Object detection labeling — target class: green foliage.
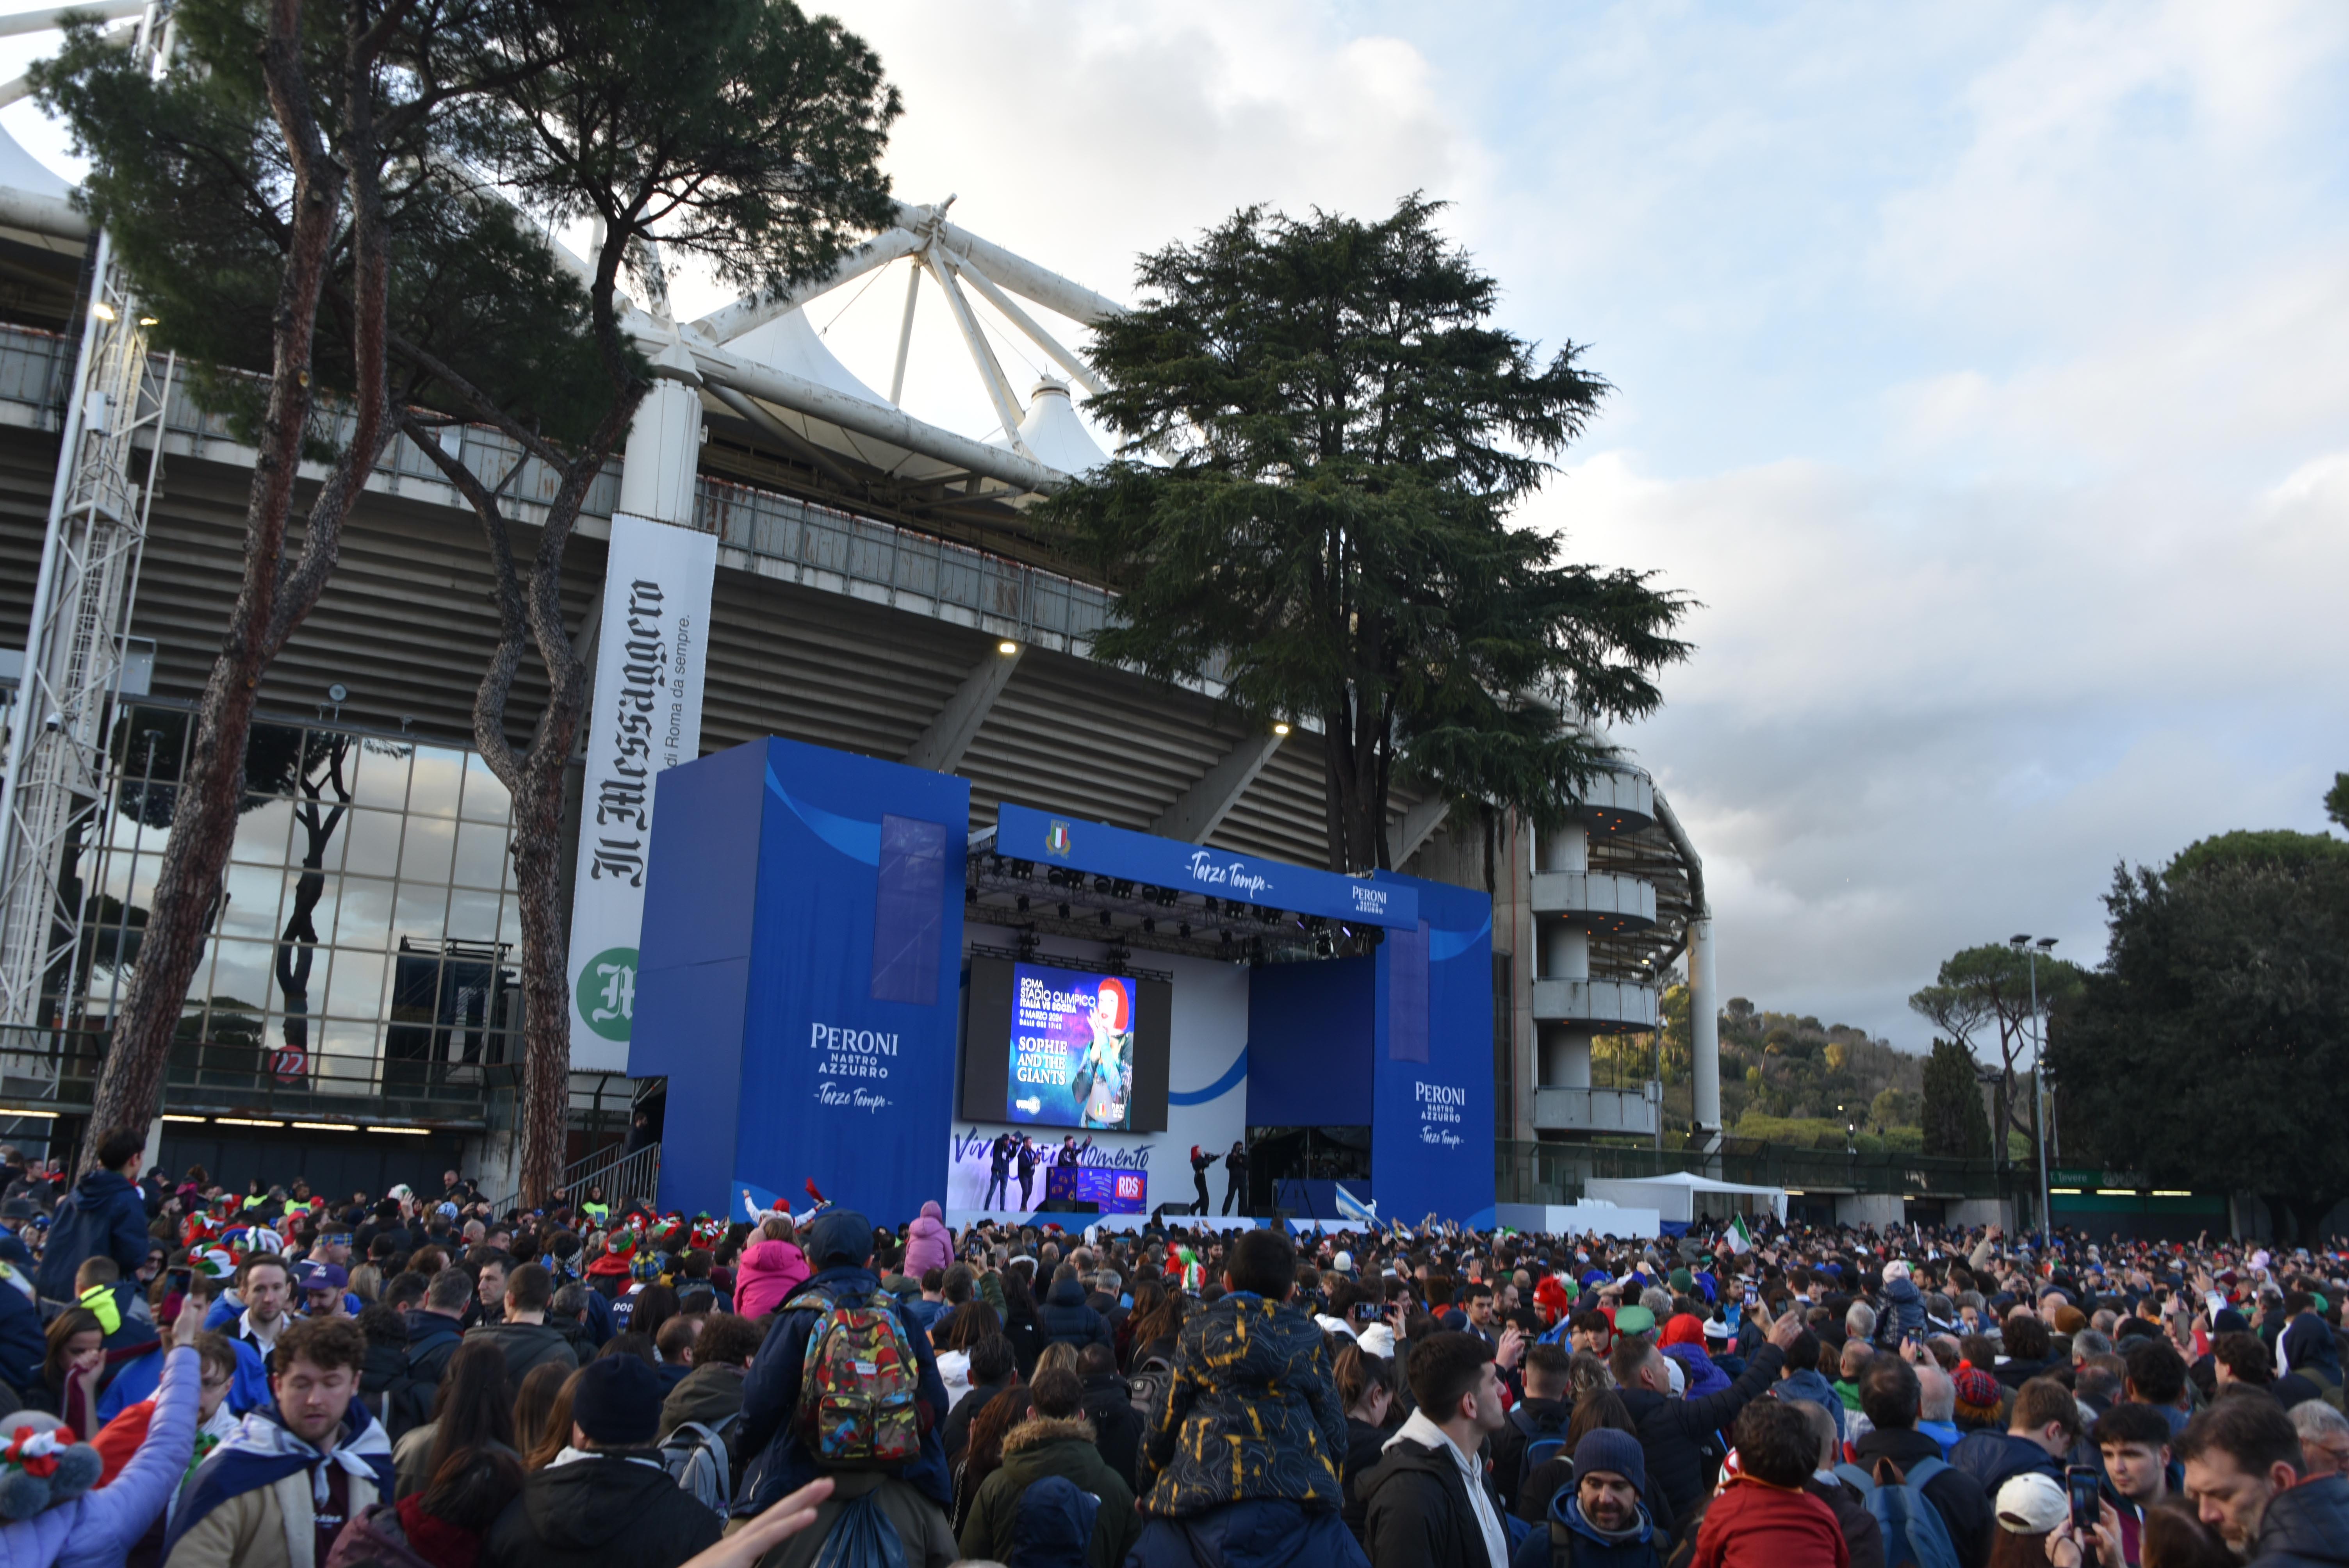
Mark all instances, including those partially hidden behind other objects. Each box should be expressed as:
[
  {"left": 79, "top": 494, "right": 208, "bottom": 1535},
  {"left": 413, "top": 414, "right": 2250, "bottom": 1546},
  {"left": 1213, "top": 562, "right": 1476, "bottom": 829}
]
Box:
[
  {"left": 1042, "top": 197, "right": 1690, "bottom": 870},
  {"left": 1920, "top": 1037, "right": 1992, "bottom": 1157},
  {"left": 2329, "top": 774, "right": 2349, "bottom": 831},
  {"left": 36, "top": 0, "right": 615, "bottom": 447},
  {"left": 2048, "top": 854, "right": 2349, "bottom": 1242},
  {"left": 1909, "top": 942, "right": 2084, "bottom": 1146},
  {"left": 1713, "top": 1002, "right": 1921, "bottom": 1130},
  {"left": 2166, "top": 829, "right": 2349, "bottom": 883}
]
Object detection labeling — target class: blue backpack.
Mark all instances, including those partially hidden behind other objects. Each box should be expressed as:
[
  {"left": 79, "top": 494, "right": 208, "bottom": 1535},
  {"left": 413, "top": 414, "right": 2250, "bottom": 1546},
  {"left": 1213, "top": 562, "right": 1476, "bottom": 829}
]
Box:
[
  {"left": 1508, "top": 1404, "right": 1573, "bottom": 1505},
  {"left": 1836, "top": 1456, "right": 1961, "bottom": 1568}
]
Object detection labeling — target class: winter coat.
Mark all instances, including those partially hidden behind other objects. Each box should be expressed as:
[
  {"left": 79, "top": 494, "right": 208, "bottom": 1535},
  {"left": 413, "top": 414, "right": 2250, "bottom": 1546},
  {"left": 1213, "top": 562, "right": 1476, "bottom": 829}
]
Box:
[
  {"left": 1125, "top": 1498, "right": 1370, "bottom": 1568},
  {"left": 2280, "top": 1312, "right": 2344, "bottom": 1384},
  {"left": 656, "top": 1361, "right": 745, "bottom": 1442},
  {"left": 0, "top": 1273, "right": 45, "bottom": 1402},
  {"left": 1805, "top": 1476, "right": 1886, "bottom": 1568},
  {"left": 478, "top": 1452, "right": 722, "bottom": 1568},
  {"left": 1775, "top": 1367, "right": 1845, "bottom": 1441},
  {"left": 2250, "top": 1472, "right": 2349, "bottom": 1567},
  {"left": 1007, "top": 1475, "right": 1097, "bottom": 1568},
  {"left": 1356, "top": 1431, "right": 1504, "bottom": 1568},
  {"left": 1659, "top": 1343, "right": 1731, "bottom": 1402},
  {"left": 1037, "top": 1278, "right": 1112, "bottom": 1354},
  {"left": 1850, "top": 1426, "right": 1994, "bottom": 1568},
  {"left": 1491, "top": 1395, "right": 1573, "bottom": 1518},
  {"left": 1342, "top": 1417, "right": 1391, "bottom": 1542},
  {"left": 1616, "top": 1341, "right": 1786, "bottom": 1526},
  {"left": 163, "top": 1407, "right": 394, "bottom": 1568},
  {"left": 903, "top": 1202, "right": 954, "bottom": 1279},
  {"left": 736, "top": 1264, "right": 955, "bottom": 1513},
  {"left": 1878, "top": 1278, "right": 1928, "bottom": 1346},
  {"left": 1690, "top": 1477, "right": 1848, "bottom": 1568},
  {"left": 0, "top": 1344, "right": 196, "bottom": 1568},
  {"left": 1078, "top": 1371, "right": 1144, "bottom": 1491},
  {"left": 943, "top": 1378, "right": 1013, "bottom": 1463},
  {"left": 1138, "top": 1293, "right": 1348, "bottom": 1517},
  {"left": 1508, "top": 1490, "right": 1667, "bottom": 1568},
  {"left": 459, "top": 1322, "right": 576, "bottom": 1388},
  {"left": 959, "top": 1413, "right": 1142, "bottom": 1568},
  {"left": 34, "top": 1168, "right": 150, "bottom": 1303},
  {"left": 1947, "top": 1429, "right": 2062, "bottom": 1498},
  {"left": 757, "top": 1471, "right": 959, "bottom": 1568},
  {"left": 385, "top": 1315, "right": 463, "bottom": 1444},
  {"left": 731, "top": 1240, "right": 809, "bottom": 1320}
]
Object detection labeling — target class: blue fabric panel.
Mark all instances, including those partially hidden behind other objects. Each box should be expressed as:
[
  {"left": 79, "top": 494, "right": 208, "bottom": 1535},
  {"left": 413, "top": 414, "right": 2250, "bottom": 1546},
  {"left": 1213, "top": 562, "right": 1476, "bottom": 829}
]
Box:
[
  {"left": 1385, "top": 921, "right": 1429, "bottom": 1063},
  {"left": 871, "top": 814, "right": 948, "bottom": 1003},
  {"left": 1246, "top": 957, "right": 1374, "bottom": 1127}
]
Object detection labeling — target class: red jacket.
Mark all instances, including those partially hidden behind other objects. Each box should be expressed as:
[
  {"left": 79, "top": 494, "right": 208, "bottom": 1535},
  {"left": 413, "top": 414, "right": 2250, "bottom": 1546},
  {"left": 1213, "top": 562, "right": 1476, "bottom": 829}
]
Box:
[{"left": 1693, "top": 1477, "right": 1850, "bottom": 1568}]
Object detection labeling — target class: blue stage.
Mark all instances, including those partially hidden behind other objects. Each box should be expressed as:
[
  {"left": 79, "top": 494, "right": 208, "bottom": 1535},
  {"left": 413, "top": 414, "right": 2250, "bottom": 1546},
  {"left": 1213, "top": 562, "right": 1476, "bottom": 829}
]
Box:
[{"left": 629, "top": 736, "right": 1495, "bottom": 1228}]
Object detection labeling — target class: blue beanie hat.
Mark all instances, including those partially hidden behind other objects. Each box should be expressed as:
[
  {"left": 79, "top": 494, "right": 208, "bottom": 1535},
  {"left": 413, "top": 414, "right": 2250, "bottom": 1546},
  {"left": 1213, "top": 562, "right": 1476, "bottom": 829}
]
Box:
[
  {"left": 1572, "top": 1429, "right": 1647, "bottom": 1497},
  {"left": 806, "top": 1208, "right": 872, "bottom": 1269}
]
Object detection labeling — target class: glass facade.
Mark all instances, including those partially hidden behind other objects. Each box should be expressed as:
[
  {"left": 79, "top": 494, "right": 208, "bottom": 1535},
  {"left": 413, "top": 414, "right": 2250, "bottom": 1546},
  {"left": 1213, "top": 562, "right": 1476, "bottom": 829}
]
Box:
[{"left": 73, "top": 704, "right": 523, "bottom": 1111}]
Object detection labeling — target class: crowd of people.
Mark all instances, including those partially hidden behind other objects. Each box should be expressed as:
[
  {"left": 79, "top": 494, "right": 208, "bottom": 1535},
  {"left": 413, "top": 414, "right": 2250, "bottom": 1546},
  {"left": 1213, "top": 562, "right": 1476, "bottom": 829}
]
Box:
[{"left": 0, "top": 1131, "right": 2344, "bottom": 1568}]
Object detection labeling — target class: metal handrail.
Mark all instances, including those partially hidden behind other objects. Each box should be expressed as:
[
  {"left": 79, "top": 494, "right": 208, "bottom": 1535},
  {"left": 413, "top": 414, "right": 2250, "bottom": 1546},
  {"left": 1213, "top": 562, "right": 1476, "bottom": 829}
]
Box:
[{"left": 490, "top": 1139, "right": 660, "bottom": 1218}]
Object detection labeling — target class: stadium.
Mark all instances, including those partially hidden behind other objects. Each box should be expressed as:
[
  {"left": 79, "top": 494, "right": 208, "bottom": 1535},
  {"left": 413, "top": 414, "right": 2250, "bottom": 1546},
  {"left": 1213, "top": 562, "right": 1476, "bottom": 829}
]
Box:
[{"left": 0, "top": 15, "right": 1720, "bottom": 1214}]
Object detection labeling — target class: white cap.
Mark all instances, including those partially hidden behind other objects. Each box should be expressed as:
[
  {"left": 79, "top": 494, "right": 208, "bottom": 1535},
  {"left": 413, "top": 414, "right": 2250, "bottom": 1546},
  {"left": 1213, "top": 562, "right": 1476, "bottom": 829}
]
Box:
[
  {"left": 1332, "top": 1251, "right": 1356, "bottom": 1275},
  {"left": 1664, "top": 1356, "right": 1686, "bottom": 1395},
  {"left": 1358, "top": 1324, "right": 1397, "bottom": 1358},
  {"left": 1995, "top": 1473, "right": 2066, "bottom": 1533}
]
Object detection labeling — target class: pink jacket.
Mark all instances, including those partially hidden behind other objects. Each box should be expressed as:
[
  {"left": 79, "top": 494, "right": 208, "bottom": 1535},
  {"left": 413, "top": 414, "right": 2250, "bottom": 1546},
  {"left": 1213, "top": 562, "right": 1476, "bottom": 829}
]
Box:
[
  {"left": 734, "top": 1238, "right": 811, "bottom": 1319},
  {"left": 903, "top": 1201, "right": 954, "bottom": 1279}
]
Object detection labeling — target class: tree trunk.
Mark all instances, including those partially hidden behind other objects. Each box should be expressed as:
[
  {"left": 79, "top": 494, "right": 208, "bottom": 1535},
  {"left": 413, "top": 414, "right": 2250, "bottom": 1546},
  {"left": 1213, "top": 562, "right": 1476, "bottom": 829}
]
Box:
[
  {"left": 510, "top": 743, "right": 576, "bottom": 1206},
  {"left": 84, "top": 0, "right": 391, "bottom": 1164}
]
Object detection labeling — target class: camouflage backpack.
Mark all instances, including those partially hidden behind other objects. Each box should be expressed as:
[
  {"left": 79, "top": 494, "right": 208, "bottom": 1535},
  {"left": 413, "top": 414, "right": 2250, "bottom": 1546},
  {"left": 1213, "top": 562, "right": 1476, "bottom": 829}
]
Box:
[{"left": 789, "top": 1284, "right": 922, "bottom": 1468}]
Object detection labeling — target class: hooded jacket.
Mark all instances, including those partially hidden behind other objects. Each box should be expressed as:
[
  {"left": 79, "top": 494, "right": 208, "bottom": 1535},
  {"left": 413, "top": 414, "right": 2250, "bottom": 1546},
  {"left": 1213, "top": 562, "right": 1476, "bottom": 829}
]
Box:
[
  {"left": 1037, "top": 1276, "right": 1112, "bottom": 1353},
  {"left": 1617, "top": 1341, "right": 1787, "bottom": 1525},
  {"left": 479, "top": 1450, "right": 723, "bottom": 1568},
  {"left": 1138, "top": 1292, "right": 1348, "bottom": 1518},
  {"left": 2251, "top": 1472, "right": 2349, "bottom": 1568},
  {"left": 903, "top": 1202, "right": 954, "bottom": 1280},
  {"left": 731, "top": 1239, "right": 810, "bottom": 1320},
  {"left": 1690, "top": 1477, "right": 1848, "bottom": 1568},
  {"left": 0, "top": 1344, "right": 196, "bottom": 1568},
  {"left": 1079, "top": 1370, "right": 1145, "bottom": 1490},
  {"left": 35, "top": 1168, "right": 150, "bottom": 1303},
  {"left": 385, "top": 1313, "right": 463, "bottom": 1443},
  {"left": 1355, "top": 1424, "right": 1504, "bottom": 1568},
  {"left": 960, "top": 1413, "right": 1142, "bottom": 1568},
  {"left": 1775, "top": 1367, "right": 1845, "bottom": 1441},
  {"left": 1878, "top": 1278, "right": 1928, "bottom": 1345}
]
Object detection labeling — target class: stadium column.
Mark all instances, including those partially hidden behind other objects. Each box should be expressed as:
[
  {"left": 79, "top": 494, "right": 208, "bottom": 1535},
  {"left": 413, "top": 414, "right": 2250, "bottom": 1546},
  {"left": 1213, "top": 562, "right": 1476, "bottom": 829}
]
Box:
[
  {"left": 618, "top": 338, "right": 705, "bottom": 526},
  {"left": 1535, "top": 821, "right": 1592, "bottom": 1089}
]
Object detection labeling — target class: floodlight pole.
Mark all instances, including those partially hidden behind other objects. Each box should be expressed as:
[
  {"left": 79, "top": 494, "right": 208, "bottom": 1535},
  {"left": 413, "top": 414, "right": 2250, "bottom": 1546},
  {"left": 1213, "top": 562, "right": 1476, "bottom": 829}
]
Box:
[{"left": 2012, "top": 934, "right": 2055, "bottom": 1240}]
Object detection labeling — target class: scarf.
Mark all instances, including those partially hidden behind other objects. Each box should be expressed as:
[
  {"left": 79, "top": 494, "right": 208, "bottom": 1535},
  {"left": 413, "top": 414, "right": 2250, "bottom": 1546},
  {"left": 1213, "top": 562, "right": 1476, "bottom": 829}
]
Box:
[{"left": 163, "top": 1401, "right": 396, "bottom": 1564}]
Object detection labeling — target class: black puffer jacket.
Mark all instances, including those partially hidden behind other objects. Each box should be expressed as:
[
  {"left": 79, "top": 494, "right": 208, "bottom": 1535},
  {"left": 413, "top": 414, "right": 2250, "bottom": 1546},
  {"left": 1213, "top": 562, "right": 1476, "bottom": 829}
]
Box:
[
  {"left": 1615, "top": 1340, "right": 1784, "bottom": 1525},
  {"left": 1037, "top": 1276, "right": 1112, "bottom": 1352},
  {"left": 2253, "top": 1472, "right": 2349, "bottom": 1567},
  {"left": 1355, "top": 1433, "right": 1502, "bottom": 1568},
  {"left": 1079, "top": 1369, "right": 1145, "bottom": 1489},
  {"left": 1138, "top": 1293, "right": 1348, "bottom": 1517},
  {"left": 481, "top": 1449, "right": 724, "bottom": 1568}
]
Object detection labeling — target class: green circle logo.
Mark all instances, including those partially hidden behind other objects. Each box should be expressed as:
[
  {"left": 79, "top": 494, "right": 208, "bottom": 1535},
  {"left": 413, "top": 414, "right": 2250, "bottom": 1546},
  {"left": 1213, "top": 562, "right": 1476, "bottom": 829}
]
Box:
[{"left": 577, "top": 946, "right": 638, "bottom": 1041}]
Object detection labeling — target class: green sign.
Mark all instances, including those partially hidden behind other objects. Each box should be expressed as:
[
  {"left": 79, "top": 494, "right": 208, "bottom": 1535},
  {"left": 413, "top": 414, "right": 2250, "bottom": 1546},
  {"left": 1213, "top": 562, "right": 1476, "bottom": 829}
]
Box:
[{"left": 576, "top": 946, "right": 638, "bottom": 1042}]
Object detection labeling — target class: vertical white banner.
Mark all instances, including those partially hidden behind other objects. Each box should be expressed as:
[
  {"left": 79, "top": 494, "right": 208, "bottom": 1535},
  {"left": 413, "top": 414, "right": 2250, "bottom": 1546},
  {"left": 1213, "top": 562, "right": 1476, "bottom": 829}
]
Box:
[{"left": 567, "top": 511, "right": 718, "bottom": 1071}]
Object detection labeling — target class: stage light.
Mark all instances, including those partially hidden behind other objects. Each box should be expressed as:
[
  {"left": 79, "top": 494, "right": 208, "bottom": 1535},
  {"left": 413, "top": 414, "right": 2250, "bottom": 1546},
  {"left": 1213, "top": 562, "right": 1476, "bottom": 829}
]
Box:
[
  {"left": 1142, "top": 917, "right": 1156, "bottom": 932},
  {"left": 1097, "top": 910, "right": 1112, "bottom": 928},
  {"left": 1016, "top": 894, "right": 1030, "bottom": 912},
  {"left": 998, "top": 639, "right": 1019, "bottom": 655},
  {"left": 1178, "top": 923, "right": 1191, "bottom": 939},
  {"left": 1057, "top": 902, "right": 1070, "bottom": 919}
]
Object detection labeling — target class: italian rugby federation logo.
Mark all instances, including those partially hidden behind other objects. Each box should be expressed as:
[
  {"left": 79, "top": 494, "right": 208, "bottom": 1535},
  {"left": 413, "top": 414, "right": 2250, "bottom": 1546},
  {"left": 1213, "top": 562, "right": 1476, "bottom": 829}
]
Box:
[{"left": 1045, "top": 820, "right": 1073, "bottom": 858}]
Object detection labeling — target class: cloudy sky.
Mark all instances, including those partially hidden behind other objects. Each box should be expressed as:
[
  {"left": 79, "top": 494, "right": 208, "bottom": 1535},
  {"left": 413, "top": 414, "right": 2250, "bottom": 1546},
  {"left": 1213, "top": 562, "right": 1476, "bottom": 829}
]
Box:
[{"left": 7, "top": 2, "right": 2345, "bottom": 1047}]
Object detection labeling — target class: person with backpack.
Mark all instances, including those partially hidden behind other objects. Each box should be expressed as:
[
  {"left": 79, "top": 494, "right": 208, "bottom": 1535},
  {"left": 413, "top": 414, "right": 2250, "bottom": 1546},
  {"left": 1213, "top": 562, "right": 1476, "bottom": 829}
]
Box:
[
  {"left": 734, "top": 1208, "right": 955, "bottom": 1520},
  {"left": 1793, "top": 1400, "right": 1885, "bottom": 1568},
  {"left": 33, "top": 1130, "right": 151, "bottom": 1309},
  {"left": 959, "top": 1365, "right": 1141, "bottom": 1568},
  {"left": 1507, "top": 1428, "right": 1670, "bottom": 1568},
  {"left": 388, "top": 1270, "right": 471, "bottom": 1443},
  {"left": 1610, "top": 1305, "right": 1801, "bottom": 1529},
  {"left": 1494, "top": 1343, "right": 1576, "bottom": 1518},
  {"left": 1848, "top": 1355, "right": 1991, "bottom": 1568},
  {"left": 1074, "top": 1341, "right": 1143, "bottom": 1490}
]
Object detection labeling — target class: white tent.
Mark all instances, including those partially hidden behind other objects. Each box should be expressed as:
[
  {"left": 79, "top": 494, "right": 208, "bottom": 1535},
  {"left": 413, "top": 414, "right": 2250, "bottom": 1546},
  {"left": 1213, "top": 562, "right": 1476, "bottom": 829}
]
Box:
[{"left": 1584, "top": 1171, "right": 1788, "bottom": 1225}]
